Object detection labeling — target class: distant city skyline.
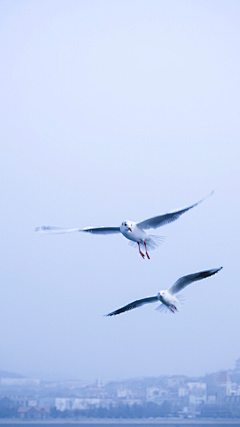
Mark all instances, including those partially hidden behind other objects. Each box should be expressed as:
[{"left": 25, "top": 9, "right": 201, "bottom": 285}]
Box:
[{"left": 1, "top": 356, "right": 240, "bottom": 420}]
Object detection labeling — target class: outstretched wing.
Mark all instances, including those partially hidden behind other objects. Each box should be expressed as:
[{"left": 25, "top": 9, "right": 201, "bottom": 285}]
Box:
[
  {"left": 35, "top": 226, "right": 120, "bottom": 235},
  {"left": 35, "top": 226, "right": 82, "bottom": 234},
  {"left": 81, "top": 226, "right": 120, "bottom": 235},
  {"left": 168, "top": 267, "right": 223, "bottom": 295},
  {"left": 105, "top": 296, "right": 158, "bottom": 316},
  {"left": 137, "top": 191, "right": 214, "bottom": 230}
]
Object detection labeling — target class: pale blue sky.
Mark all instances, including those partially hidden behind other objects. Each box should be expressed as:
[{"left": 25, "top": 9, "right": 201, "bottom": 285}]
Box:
[{"left": 0, "top": 0, "right": 240, "bottom": 381}]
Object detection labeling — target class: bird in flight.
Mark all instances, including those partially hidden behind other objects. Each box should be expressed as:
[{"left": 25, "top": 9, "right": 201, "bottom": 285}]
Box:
[
  {"left": 105, "top": 267, "right": 222, "bottom": 316},
  {"left": 35, "top": 191, "right": 213, "bottom": 259}
]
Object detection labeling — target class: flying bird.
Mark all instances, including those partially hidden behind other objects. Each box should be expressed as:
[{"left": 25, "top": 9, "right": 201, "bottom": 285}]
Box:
[
  {"left": 105, "top": 267, "right": 223, "bottom": 316},
  {"left": 35, "top": 191, "right": 213, "bottom": 259}
]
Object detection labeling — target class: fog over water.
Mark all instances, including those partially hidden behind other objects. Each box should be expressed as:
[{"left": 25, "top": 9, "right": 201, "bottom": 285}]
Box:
[{"left": 0, "top": 1, "right": 240, "bottom": 382}]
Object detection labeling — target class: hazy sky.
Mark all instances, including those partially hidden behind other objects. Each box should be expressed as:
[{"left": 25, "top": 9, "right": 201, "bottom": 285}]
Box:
[{"left": 0, "top": 0, "right": 240, "bottom": 382}]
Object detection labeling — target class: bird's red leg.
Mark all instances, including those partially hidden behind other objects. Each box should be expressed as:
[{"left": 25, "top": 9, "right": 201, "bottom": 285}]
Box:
[
  {"left": 144, "top": 242, "right": 150, "bottom": 259},
  {"left": 138, "top": 243, "right": 145, "bottom": 259},
  {"left": 170, "top": 307, "right": 175, "bottom": 314}
]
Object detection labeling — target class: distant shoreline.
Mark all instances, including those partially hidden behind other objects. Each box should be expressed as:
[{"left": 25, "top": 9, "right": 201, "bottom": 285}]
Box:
[{"left": 1, "top": 418, "right": 240, "bottom": 425}]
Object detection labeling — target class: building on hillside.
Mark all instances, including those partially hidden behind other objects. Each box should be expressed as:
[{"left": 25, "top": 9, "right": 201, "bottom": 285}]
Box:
[
  {"left": 117, "top": 388, "right": 133, "bottom": 399},
  {"left": 71, "top": 398, "right": 101, "bottom": 410},
  {"left": 146, "top": 387, "right": 169, "bottom": 405},
  {"left": 217, "top": 371, "right": 231, "bottom": 404},
  {"left": 167, "top": 376, "right": 188, "bottom": 389},
  {"left": 55, "top": 398, "right": 72, "bottom": 411},
  {"left": 207, "top": 395, "right": 216, "bottom": 404},
  {"left": 18, "top": 407, "right": 50, "bottom": 419},
  {"left": 178, "top": 382, "right": 207, "bottom": 407},
  {"left": 55, "top": 397, "right": 106, "bottom": 411},
  {"left": 72, "top": 397, "right": 112, "bottom": 410}
]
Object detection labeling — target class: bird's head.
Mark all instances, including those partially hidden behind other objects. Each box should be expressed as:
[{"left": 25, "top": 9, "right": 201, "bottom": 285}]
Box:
[
  {"left": 158, "top": 291, "right": 165, "bottom": 302},
  {"left": 120, "top": 220, "right": 132, "bottom": 233}
]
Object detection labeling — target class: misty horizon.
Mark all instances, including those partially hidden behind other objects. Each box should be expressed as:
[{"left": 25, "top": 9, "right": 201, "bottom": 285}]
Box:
[{"left": 1, "top": 356, "right": 239, "bottom": 384}]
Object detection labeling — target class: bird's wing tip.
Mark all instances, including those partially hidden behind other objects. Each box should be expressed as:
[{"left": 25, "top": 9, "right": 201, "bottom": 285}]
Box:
[
  {"left": 198, "top": 190, "right": 215, "bottom": 204},
  {"left": 206, "top": 189, "right": 215, "bottom": 199},
  {"left": 211, "top": 266, "right": 223, "bottom": 275},
  {"left": 35, "top": 226, "right": 44, "bottom": 232}
]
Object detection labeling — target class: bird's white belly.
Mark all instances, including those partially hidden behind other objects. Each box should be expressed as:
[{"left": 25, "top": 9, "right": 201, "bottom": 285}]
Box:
[
  {"left": 121, "top": 227, "right": 148, "bottom": 243},
  {"left": 162, "top": 293, "right": 177, "bottom": 307}
]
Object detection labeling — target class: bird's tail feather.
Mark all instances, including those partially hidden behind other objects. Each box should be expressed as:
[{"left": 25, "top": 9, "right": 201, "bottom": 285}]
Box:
[
  {"left": 149, "top": 235, "right": 165, "bottom": 250},
  {"left": 128, "top": 241, "right": 138, "bottom": 249},
  {"left": 128, "top": 235, "right": 165, "bottom": 251},
  {"left": 177, "top": 292, "right": 186, "bottom": 308},
  {"left": 155, "top": 304, "right": 171, "bottom": 314}
]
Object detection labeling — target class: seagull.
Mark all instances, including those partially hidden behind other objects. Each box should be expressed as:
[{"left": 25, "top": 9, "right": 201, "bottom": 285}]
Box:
[
  {"left": 105, "top": 267, "right": 223, "bottom": 316},
  {"left": 35, "top": 191, "right": 213, "bottom": 259}
]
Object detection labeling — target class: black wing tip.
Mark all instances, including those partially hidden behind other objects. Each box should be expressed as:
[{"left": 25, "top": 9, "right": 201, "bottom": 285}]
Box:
[
  {"left": 104, "top": 309, "right": 121, "bottom": 316},
  {"left": 35, "top": 225, "right": 51, "bottom": 231},
  {"left": 35, "top": 226, "right": 46, "bottom": 232},
  {"left": 203, "top": 189, "right": 215, "bottom": 199},
  {"left": 105, "top": 311, "right": 118, "bottom": 317},
  {"left": 199, "top": 267, "right": 223, "bottom": 279},
  {"left": 194, "top": 190, "right": 215, "bottom": 207},
  {"left": 210, "top": 266, "right": 223, "bottom": 274}
]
